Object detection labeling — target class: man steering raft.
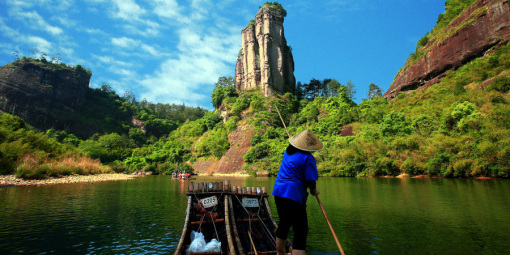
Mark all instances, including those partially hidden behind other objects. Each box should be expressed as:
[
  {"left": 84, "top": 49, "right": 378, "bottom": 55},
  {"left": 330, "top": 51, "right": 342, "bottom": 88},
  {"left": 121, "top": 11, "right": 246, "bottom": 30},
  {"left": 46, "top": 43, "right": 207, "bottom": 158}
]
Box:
[{"left": 273, "top": 129, "right": 324, "bottom": 255}]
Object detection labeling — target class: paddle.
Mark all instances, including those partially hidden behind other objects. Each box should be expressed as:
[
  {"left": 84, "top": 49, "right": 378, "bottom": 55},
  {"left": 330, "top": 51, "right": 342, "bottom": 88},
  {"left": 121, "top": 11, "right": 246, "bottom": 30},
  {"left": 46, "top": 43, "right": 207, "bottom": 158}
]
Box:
[{"left": 274, "top": 104, "right": 346, "bottom": 255}]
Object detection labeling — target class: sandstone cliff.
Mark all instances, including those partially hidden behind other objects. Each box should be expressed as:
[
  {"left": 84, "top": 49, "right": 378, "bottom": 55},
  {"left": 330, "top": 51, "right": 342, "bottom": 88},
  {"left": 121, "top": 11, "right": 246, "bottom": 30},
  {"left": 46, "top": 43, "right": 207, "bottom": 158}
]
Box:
[
  {"left": 0, "top": 60, "right": 90, "bottom": 133},
  {"left": 384, "top": 0, "right": 510, "bottom": 99},
  {"left": 234, "top": 4, "right": 296, "bottom": 97}
]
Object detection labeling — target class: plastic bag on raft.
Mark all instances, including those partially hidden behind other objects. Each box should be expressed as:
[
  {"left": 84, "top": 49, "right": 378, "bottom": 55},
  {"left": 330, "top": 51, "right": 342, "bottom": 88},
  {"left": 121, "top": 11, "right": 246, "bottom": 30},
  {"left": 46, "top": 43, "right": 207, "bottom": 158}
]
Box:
[
  {"left": 186, "top": 231, "right": 222, "bottom": 253},
  {"left": 186, "top": 231, "right": 206, "bottom": 253},
  {"left": 201, "top": 238, "right": 221, "bottom": 252}
]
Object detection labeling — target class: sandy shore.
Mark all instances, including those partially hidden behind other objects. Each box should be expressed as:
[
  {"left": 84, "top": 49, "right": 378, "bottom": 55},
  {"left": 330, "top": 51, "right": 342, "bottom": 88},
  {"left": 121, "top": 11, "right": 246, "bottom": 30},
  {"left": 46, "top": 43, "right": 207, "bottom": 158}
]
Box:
[{"left": 0, "top": 174, "right": 141, "bottom": 187}]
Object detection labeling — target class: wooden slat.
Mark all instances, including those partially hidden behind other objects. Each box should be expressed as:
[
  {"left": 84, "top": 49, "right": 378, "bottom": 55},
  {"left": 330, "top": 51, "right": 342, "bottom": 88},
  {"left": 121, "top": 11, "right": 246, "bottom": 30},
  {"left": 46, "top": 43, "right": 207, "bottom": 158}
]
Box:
[
  {"left": 174, "top": 196, "right": 192, "bottom": 255},
  {"left": 229, "top": 196, "right": 245, "bottom": 254},
  {"left": 235, "top": 218, "right": 268, "bottom": 222},
  {"left": 224, "top": 195, "right": 237, "bottom": 255},
  {"left": 189, "top": 219, "right": 225, "bottom": 225}
]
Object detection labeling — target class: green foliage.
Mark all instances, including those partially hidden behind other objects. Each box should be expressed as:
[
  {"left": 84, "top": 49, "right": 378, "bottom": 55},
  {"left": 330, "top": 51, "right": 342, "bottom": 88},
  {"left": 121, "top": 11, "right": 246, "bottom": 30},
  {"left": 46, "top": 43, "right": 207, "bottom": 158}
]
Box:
[
  {"left": 231, "top": 94, "right": 252, "bottom": 115},
  {"left": 243, "top": 143, "right": 270, "bottom": 163},
  {"left": 203, "top": 111, "right": 223, "bottom": 130},
  {"left": 487, "top": 76, "right": 510, "bottom": 93},
  {"left": 412, "top": 115, "right": 435, "bottom": 137},
  {"left": 367, "top": 83, "right": 383, "bottom": 99},
  {"left": 380, "top": 111, "right": 412, "bottom": 137},
  {"left": 0, "top": 113, "right": 106, "bottom": 178},
  {"left": 80, "top": 133, "right": 135, "bottom": 163},
  {"left": 262, "top": 2, "right": 287, "bottom": 17},
  {"left": 211, "top": 76, "right": 236, "bottom": 109},
  {"left": 359, "top": 97, "right": 388, "bottom": 124},
  {"left": 225, "top": 116, "right": 240, "bottom": 132},
  {"left": 442, "top": 101, "right": 482, "bottom": 132},
  {"left": 195, "top": 128, "right": 230, "bottom": 158}
]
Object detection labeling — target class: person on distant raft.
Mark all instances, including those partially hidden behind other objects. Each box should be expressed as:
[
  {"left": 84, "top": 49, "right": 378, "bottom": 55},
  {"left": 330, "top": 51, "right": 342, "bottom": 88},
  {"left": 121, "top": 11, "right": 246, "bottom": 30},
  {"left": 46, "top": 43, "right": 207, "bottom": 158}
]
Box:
[{"left": 273, "top": 129, "right": 323, "bottom": 255}]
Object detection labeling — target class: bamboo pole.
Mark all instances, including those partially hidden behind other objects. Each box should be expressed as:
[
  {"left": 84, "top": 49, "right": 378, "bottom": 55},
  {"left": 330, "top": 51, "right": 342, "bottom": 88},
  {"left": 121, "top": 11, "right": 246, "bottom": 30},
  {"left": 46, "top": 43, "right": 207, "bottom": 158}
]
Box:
[
  {"left": 316, "top": 195, "right": 345, "bottom": 255},
  {"left": 248, "top": 231, "right": 258, "bottom": 255},
  {"left": 274, "top": 104, "right": 290, "bottom": 138}
]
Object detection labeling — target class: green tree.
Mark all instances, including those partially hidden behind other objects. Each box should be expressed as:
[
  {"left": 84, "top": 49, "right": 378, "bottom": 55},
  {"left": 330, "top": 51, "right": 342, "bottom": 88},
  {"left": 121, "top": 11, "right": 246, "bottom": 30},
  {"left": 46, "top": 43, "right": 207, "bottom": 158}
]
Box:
[
  {"left": 211, "top": 76, "right": 236, "bottom": 109},
  {"left": 325, "top": 79, "right": 341, "bottom": 97},
  {"left": 380, "top": 111, "right": 412, "bottom": 137},
  {"left": 367, "top": 83, "right": 383, "bottom": 99}
]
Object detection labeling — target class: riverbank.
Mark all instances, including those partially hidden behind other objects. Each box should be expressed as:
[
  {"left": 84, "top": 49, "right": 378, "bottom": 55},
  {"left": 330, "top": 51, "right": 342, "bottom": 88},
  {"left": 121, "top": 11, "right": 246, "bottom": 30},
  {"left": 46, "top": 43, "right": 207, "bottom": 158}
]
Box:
[{"left": 0, "top": 174, "right": 141, "bottom": 187}]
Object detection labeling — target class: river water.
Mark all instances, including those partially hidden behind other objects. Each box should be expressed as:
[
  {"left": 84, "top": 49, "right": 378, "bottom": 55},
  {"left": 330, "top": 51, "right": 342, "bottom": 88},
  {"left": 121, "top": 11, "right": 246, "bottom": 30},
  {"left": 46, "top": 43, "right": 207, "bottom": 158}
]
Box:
[{"left": 0, "top": 176, "right": 509, "bottom": 254}]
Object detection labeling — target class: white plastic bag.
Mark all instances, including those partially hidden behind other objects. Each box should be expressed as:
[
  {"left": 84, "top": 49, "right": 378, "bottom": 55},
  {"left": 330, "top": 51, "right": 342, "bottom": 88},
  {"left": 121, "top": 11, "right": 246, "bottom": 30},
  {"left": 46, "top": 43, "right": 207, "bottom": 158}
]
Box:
[
  {"left": 201, "top": 238, "right": 221, "bottom": 252},
  {"left": 186, "top": 231, "right": 222, "bottom": 253},
  {"left": 186, "top": 231, "right": 206, "bottom": 253}
]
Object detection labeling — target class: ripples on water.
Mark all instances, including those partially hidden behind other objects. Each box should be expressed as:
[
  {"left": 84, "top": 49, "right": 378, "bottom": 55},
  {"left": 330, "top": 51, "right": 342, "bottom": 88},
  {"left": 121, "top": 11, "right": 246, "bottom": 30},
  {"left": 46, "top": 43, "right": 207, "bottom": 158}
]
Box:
[{"left": 0, "top": 176, "right": 509, "bottom": 254}]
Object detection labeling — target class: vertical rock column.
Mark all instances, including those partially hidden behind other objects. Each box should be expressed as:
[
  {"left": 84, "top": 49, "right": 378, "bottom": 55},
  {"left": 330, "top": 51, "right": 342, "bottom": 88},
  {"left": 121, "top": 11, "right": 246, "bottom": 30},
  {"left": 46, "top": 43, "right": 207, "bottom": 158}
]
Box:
[{"left": 234, "top": 5, "right": 295, "bottom": 97}]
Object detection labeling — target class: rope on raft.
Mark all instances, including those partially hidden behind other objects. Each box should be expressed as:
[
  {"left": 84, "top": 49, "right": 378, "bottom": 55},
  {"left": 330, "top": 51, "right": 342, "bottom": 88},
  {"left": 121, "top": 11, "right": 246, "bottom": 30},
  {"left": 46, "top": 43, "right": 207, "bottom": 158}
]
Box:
[
  {"left": 233, "top": 194, "right": 277, "bottom": 251},
  {"left": 193, "top": 191, "right": 225, "bottom": 255}
]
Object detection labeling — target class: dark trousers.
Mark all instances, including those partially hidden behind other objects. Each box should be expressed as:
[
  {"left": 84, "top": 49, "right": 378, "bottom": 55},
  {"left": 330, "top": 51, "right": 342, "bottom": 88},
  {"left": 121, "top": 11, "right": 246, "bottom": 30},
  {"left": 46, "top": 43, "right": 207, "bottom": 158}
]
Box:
[{"left": 274, "top": 196, "right": 308, "bottom": 250}]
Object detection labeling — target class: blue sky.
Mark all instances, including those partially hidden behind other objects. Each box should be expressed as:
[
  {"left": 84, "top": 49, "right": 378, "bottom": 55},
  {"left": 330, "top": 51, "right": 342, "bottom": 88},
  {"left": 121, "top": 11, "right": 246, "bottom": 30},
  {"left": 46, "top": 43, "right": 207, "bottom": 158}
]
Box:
[{"left": 0, "top": 0, "right": 445, "bottom": 110}]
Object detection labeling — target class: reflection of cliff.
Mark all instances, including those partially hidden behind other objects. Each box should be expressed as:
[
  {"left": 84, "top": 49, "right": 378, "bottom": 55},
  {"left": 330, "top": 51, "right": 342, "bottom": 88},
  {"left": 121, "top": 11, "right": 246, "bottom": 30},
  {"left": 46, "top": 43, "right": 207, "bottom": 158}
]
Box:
[
  {"left": 384, "top": 0, "right": 510, "bottom": 99},
  {"left": 235, "top": 5, "right": 296, "bottom": 97}
]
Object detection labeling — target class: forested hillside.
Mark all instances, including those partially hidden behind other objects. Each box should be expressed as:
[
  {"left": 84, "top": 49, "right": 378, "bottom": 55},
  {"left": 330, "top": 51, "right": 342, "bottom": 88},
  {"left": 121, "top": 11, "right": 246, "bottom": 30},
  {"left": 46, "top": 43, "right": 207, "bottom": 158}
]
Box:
[
  {"left": 0, "top": 57, "right": 208, "bottom": 178},
  {"left": 1, "top": 0, "right": 508, "bottom": 179},
  {"left": 178, "top": 37, "right": 508, "bottom": 178}
]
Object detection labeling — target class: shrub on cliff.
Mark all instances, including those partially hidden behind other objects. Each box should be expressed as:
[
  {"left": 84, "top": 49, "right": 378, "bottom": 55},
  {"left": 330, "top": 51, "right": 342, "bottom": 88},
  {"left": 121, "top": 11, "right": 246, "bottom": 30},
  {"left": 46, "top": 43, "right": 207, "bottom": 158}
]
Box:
[{"left": 262, "top": 2, "right": 287, "bottom": 17}]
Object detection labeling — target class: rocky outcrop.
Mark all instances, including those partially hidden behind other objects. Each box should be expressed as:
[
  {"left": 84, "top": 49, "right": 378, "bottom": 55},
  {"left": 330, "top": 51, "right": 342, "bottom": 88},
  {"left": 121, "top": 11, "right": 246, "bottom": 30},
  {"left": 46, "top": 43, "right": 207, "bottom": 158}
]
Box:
[
  {"left": 384, "top": 0, "right": 510, "bottom": 99},
  {"left": 235, "top": 5, "right": 296, "bottom": 97},
  {"left": 0, "top": 60, "right": 90, "bottom": 132}
]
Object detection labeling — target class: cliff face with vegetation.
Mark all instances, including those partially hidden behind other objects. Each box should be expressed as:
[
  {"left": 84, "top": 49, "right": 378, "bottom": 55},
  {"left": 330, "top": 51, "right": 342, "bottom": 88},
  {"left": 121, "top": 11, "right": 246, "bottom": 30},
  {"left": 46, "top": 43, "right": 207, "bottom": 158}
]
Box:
[
  {"left": 0, "top": 60, "right": 91, "bottom": 132},
  {"left": 234, "top": 4, "right": 296, "bottom": 97},
  {"left": 384, "top": 0, "right": 510, "bottom": 99}
]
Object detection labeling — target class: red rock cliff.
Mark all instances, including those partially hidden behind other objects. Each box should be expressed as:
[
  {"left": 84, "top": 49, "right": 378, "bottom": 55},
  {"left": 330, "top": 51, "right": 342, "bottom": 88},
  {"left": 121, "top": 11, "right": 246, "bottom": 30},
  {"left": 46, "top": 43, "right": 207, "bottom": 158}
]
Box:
[{"left": 384, "top": 0, "right": 510, "bottom": 99}]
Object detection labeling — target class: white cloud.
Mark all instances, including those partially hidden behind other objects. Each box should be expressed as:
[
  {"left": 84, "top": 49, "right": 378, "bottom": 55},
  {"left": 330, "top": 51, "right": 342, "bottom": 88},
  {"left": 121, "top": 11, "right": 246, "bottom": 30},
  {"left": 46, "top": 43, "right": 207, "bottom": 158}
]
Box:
[
  {"left": 111, "top": 0, "right": 145, "bottom": 20},
  {"left": 141, "top": 44, "right": 159, "bottom": 56},
  {"left": 152, "top": 0, "right": 181, "bottom": 19},
  {"left": 0, "top": 17, "right": 18, "bottom": 39},
  {"left": 111, "top": 36, "right": 164, "bottom": 57},
  {"left": 94, "top": 55, "right": 133, "bottom": 67},
  {"left": 112, "top": 36, "right": 139, "bottom": 48},
  {"left": 16, "top": 11, "right": 63, "bottom": 35},
  {"left": 111, "top": 68, "right": 136, "bottom": 77},
  {"left": 85, "top": 28, "right": 105, "bottom": 35},
  {"left": 139, "top": 25, "right": 240, "bottom": 106},
  {"left": 27, "top": 36, "right": 52, "bottom": 52}
]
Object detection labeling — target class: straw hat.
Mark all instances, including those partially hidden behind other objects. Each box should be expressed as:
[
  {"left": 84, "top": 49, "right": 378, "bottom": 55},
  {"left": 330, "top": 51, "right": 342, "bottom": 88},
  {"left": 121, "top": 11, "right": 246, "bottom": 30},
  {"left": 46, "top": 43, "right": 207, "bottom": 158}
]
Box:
[{"left": 289, "top": 129, "right": 324, "bottom": 152}]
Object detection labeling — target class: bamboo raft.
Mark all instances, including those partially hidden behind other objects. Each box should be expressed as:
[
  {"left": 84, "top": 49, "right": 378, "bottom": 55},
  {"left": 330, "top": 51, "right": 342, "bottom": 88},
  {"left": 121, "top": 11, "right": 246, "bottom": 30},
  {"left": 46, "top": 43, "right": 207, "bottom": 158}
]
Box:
[{"left": 174, "top": 181, "right": 291, "bottom": 255}]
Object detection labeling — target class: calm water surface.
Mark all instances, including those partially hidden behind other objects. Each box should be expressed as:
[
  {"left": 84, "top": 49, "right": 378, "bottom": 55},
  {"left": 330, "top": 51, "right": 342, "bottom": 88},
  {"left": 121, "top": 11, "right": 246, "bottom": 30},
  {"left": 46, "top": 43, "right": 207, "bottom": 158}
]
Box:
[{"left": 0, "top": 176, "right": 509, "bottom": 254}]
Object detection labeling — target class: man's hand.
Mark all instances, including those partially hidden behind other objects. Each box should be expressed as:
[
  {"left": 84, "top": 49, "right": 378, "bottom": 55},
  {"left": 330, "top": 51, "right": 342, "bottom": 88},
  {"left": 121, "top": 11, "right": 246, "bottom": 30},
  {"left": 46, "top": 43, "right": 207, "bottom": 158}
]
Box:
[{"left": 310, "top": 188, "right": 320, "bottom": 196}]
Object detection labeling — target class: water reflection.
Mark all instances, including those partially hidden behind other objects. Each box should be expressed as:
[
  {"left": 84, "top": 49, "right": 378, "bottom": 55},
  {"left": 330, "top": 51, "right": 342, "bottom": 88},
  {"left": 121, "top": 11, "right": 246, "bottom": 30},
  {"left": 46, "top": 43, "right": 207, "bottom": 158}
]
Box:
[{"left": 0, "top": 176, "right": 509, "bottom": 254}]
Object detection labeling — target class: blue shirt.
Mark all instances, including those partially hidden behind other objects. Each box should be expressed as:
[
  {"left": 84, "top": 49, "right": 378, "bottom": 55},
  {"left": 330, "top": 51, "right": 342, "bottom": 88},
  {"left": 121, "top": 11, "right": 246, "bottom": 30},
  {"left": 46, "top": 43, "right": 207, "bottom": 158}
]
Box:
[{"left": 272, "top": 150, "right": 318, "bottom": 204}]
